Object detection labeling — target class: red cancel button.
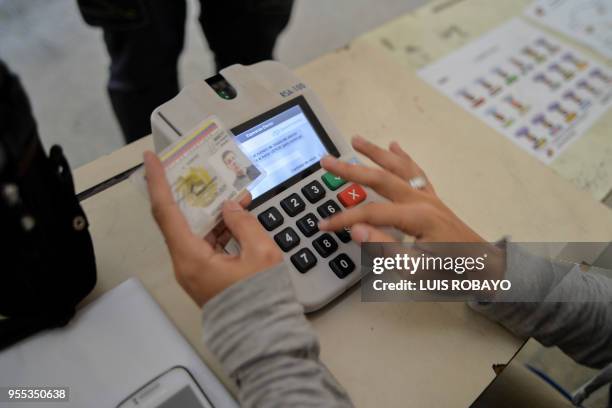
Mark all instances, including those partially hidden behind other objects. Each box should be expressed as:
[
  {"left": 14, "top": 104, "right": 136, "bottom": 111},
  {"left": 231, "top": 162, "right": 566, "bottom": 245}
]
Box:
[{"left": 337, "top": 183, "right": 367, "bottom": 208}]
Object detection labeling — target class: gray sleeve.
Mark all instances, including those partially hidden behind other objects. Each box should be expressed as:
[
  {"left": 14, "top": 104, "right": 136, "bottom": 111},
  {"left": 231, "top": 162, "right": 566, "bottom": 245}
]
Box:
[
  {"left": 470, "top": 244, "right": 612, "bottom": 369},
  {"left": 202, "top": 264, "right": 354, "bottom": 408}
]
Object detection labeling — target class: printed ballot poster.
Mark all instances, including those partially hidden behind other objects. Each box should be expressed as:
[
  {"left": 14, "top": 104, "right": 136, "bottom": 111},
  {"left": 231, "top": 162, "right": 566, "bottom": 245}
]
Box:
[
  {"left": 525, "top": 0, "right": 612, "bottom": 60},
  {"left": 418, "top": 18, "right": 612, "bottom": 164}
]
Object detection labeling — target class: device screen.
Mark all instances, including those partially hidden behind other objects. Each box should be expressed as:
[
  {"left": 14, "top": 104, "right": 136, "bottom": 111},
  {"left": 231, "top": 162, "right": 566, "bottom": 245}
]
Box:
[
  {"left": 157, "top": 386, "right": 207, "bottom": 408},
  {"left": 232, "top": 96, "right": 339, "bottom": 207}
]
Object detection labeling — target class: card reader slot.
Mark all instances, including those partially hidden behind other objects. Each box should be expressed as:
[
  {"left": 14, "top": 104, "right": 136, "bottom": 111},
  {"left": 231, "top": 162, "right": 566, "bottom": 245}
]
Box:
[{"left": 157, "top": 111, "right": 182, "bottom": 137}]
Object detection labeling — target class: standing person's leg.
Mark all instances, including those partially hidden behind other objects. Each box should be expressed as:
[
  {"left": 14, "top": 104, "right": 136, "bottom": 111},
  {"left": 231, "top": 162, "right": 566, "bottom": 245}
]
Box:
[
  {"left": 199, "top": 0, "right": 294, "bottom": 71},
  {"left": 78, "top": 0, "right": 187, "bottom": 143}
]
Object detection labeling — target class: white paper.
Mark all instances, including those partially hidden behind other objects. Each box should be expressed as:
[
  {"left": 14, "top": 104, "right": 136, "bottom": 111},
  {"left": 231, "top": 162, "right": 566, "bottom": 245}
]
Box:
[
  {"left": 525, "top": 0, "right": 612, "bottom": 60},
  {"left": 418, "top": 18, "right": 612, "bottom": 164},
  {"left": 0, "top": 279, "right": 238, "bottom": 408}
]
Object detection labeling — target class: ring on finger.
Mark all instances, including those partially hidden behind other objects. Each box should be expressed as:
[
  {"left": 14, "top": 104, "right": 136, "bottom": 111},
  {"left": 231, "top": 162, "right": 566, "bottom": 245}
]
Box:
[{"left": 408, "top": 175, "right": 427, "bottom": 190}]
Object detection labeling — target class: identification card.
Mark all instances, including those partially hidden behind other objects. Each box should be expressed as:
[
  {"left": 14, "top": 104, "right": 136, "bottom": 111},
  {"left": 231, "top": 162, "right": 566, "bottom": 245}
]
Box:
[{"left": 132, "top": 116, "right": 264, "bottom": 236}]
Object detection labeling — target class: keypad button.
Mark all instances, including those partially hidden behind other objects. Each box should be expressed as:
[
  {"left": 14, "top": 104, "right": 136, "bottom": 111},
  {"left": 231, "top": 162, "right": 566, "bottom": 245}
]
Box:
[
  {"left": 321, "top": 172, "right": 346, "bottom": 191},
  {"left": 335, "top": 227, "right": 352, "bottom": 243},
  {"left": 301, "top": 180, "right": 326, "bottom": 203},
  {"left": 291, "top": 248, "right": 317, "bottom": 273},
  {"left": 337, "top": 183, "right": 367, "bottom": 208},
  {"left": 330, "top": 254, "right": 355, "bottom": 279},
  {"left": 280, "top": 193, "right": 306, "bottom": 217},
  {"left": 258, "top": 207, "right": 284, "bottom": 231},
  {"left": 317, "top": 200, "right": 342, "bottom": 219},
  {"left": 312, "top": 233, "right": 338, "bottom": 258},
  {"left": 274, "top": 227, "right": 300, "bottom": 252},
  {"left": 296, "top": 213, "right": 319, "bottom": 237}
]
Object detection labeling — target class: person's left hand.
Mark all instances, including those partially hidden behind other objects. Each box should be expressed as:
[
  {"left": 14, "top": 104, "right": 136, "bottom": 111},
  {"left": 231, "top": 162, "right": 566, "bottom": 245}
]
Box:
[{"left": 144, "top": 151, "right": 283, "bottom": 307}]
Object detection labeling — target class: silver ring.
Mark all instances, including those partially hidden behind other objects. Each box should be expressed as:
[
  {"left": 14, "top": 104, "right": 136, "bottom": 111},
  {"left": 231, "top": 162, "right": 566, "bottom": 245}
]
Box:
[{"left": 408, "top": 176, "right": 427, "bottom": 190}]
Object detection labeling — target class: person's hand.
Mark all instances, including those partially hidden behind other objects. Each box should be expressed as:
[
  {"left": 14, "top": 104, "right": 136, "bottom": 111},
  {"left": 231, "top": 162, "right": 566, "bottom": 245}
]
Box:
[
  {"left": 143, "top": 151, "right": 282, "bottom": 307},
  {"left": 318, "top": 135, "right": 485, "bottom": 244},
  {"left": 319, "top": 137, "right": 505, "bottom": 293}
]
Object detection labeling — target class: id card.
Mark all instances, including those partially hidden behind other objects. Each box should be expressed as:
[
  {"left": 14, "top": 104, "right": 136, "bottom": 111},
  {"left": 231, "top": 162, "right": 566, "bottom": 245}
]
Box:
[{"left": 132, "top": 116, "right": 264, "bottom": 236}]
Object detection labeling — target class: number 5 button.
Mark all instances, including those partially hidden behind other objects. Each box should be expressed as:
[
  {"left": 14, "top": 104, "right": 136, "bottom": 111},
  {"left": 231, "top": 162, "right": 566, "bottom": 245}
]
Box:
[
  {"left": 291, "top": 248, "right": 317, "bottom": 273},
  {"left": 296, "top": 213, "right": 319, "bottom": 237},
  {"left": 337, "top": 183, "right": 367, "bottom": 208}
]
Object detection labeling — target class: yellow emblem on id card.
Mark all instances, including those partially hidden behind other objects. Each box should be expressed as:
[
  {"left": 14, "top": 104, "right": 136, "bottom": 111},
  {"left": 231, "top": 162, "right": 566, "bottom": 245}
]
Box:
[{"left": 175, "top": 167, "right": 218, "bottom": 208}]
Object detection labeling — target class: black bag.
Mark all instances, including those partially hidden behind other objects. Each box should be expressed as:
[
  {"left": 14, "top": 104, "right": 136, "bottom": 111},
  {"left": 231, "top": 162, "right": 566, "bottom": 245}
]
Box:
[{"left": 0, "top": 61, "right": 97, "bottom": 349}]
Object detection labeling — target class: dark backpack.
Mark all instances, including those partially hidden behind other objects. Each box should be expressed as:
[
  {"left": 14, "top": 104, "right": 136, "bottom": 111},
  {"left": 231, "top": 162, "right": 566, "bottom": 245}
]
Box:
[{"left": 0, "top": 60, "right": 97, "bottom": 349}]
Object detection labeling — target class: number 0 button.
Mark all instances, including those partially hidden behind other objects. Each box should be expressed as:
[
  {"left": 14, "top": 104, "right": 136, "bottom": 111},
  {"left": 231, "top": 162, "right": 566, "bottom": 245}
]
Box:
[
  {"left": 274, "top": 227, "right": 300, "bottom": 252},
  {"left": 330, "top": 254, "right": 355, "bottom": 279},
  {"left": 291, "top": 248, "right": 317, "bottom": 273},
  {"left": 258, "top": 207, "right": 284, "bottom": 231},
  {"left": 280, "top": 193, "right": 306, "bottom": 217}
]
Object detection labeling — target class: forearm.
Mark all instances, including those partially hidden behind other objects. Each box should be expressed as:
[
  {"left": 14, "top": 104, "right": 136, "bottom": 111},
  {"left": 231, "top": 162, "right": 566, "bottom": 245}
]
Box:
[
  {"left": 202, "top": 264, "right": 353, "bottom": 407},
  {"left": 471, "top": 244, "right": 612, "bottom": 368}
]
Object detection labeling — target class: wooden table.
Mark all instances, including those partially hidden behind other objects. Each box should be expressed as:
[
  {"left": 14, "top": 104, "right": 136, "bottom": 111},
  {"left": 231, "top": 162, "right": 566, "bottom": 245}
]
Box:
[{"left": 74, "top": 14, "right": 612, "bottom": 408}]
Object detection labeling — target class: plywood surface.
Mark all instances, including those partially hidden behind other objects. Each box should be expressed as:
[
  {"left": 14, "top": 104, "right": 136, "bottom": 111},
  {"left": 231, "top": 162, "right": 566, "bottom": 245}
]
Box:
[{"left": 75, "top": 39, "right": 612, "bottom": 407}]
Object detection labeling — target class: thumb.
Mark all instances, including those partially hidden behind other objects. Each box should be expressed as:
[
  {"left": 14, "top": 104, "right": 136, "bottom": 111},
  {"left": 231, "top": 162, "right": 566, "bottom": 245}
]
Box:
[
  {"left": 222, "top": 200, "right": 269, "bottom": 252},
  {"left": 350, "top": 223, "right": 398, "bottom": 244}
]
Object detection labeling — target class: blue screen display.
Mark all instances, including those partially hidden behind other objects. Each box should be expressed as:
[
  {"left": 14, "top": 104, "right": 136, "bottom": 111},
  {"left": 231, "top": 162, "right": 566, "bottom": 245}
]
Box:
[{"left": 234, "top": 105, "right": 329, "bottom": 199}]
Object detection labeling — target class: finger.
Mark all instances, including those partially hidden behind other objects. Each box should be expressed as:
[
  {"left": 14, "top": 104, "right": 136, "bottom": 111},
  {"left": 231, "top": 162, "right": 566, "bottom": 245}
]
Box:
[
  {"left": 144, "top": 151, "right": 207, "bottom": 254},
  {"left": 318, "top": 202, "right": 430, "bottom": 238},
  {"left": 350, "top": 223, "right": 398, "bottom": 244},
  {"left": 238, "top": 191, "right": 252, "bottom": 208},
  {"left": 211, "top": 221, "right": 226, "bottom": 237},
  {"left": 389, "top": 141, "right": 415, "bottom": 163},
  {"left": 221, "top": 200, "right": 270, "bottom": 254},
  {"left": 205, "top": 232, "right": 217, "bottom": 248},
  {"left": 389, "top": 142, "right": 436, "bottom": 194},
  {"left": 352, "top": 136, "right": 413, "bottom": 180},
  {"left": 389, "top": 141, "right": 424, "bottom": 177},
  {"left": 320, "top": 155, "right": 414, "bottom": 202},
  {"left": 216, "top": 230, "right": 232, "bottom": 248}
]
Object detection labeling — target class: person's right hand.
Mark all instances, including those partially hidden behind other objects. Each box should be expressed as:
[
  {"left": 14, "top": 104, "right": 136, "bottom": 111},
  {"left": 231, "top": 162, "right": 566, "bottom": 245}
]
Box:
[
  {"left": 318, "top": 136, "right": 485, "bottom": 244},
  {"left": 144, "top": 151, "right": 283, "bottom": 307},
  {"left": 319, "top": 137, "right": 508, "bottom": 289}
]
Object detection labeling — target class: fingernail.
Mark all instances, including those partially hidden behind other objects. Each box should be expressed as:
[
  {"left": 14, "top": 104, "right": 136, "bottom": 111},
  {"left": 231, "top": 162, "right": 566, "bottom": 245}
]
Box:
[
  {"left": 320, "top": 155, "right": 336, "bottom": 167},
  {"left": 351, "top": 224, "right": 370, "bottom": 243},
  {"left": 224, "top": 200, "right": 242, "bottom": 212},
  {"left": 352, "top": 135, "right": 366, "bottom": 145},
  {"left": 318, "top": 219, "right": 329, "bottom": 229}
]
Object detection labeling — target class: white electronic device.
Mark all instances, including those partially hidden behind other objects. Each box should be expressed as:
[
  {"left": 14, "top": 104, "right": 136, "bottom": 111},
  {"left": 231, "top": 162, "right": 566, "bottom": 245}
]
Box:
[
  {"left": 117, "top": 366, "right": 213, "bottom": 408},
  {"left": 151, "top": 61, "right": 395, "bottom": 311}
]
